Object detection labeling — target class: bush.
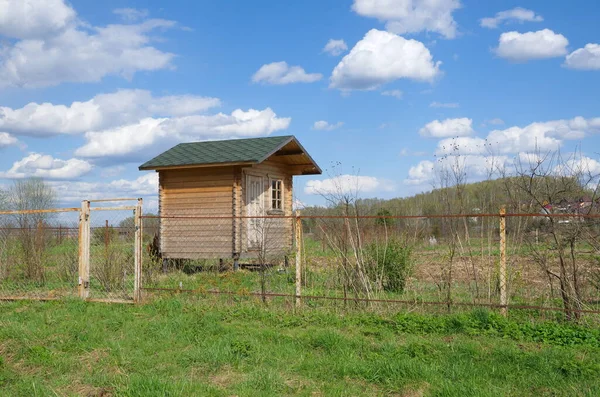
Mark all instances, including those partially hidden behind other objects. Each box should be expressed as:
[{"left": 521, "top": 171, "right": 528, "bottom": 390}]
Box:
[{"left": 365, "top": 239, "right": 413, "bottom": 293}]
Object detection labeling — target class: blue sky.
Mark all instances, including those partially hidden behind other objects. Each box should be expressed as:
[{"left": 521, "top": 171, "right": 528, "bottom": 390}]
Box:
[{"left": 0, "top": 0, "right": 599, "bottom": 210}]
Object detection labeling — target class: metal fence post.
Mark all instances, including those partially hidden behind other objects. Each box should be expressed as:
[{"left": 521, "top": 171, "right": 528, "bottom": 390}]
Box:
[
  {"left": 134, "top": 198, "right": 143, "bottom": 303},
  {"left": 499, "top": 206, "right": 507, "bottom": 316},
  {"left": 78, "top": 200, "right": 90, "bottom": 299},
  {"left": 295, "top": 210, "right": 302, "bottom": 308}
]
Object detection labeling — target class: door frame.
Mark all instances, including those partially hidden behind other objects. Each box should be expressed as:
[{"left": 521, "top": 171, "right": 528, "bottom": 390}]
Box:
[{"left": 245, "top": 173, "right": 266, "bottom": 249}]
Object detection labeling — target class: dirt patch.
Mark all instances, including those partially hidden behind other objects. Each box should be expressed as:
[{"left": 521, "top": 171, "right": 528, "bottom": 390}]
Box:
[
  {"left": 208, "top": 365, "right": 245, "bottom": 389},
  {"left": 64, "top": 382, "right": 114, "bottom": 397}
]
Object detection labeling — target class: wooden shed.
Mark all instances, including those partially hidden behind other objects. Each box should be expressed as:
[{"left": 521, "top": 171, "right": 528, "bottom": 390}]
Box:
[{"left": 139, "top": 135, "right": 321, "bottom": 261}]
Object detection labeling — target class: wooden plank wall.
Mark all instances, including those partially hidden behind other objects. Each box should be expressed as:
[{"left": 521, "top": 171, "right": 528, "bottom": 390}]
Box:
[{"left": 159, "top": 166, "right": 234, "bottom": 258}]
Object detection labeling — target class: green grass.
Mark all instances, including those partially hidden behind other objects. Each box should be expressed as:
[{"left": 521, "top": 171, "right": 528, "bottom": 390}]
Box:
[{"left": 1, "top": 297, "right": 600, "bottom": 396}]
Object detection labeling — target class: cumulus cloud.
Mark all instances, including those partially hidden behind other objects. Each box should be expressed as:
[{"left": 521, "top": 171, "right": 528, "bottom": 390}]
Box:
[
  {"left": 435, "top": 137, "right": 487, "bottom": 155},
  {"left": 0, "top": 89, "right": 221, "bottom": 137},
  {"left": 352, "top": 0, "right": 461, "bottom": 39},
  {"left": 0, "top": 0, "right": 75, "bottom": 39},
  {"left": 252, "top": 62, "right": 322, "bottom": 85},
  {"left": 564, "top": 44, "right": 600, "bottom": 70},
  {"left": 405, "top": 160, "right": 435, "bottom": 185},
  {"left": 75, "top": 108, "right": 291, "bottom": 160},
  {"left": 419, "top": 118, "right": 474, "bottom": 138},
  {"left": 430, "top": 101, "right": 459, "bottom": 108},
  {"left": 480, "top": 7, "right": 543, "bottom": 29},
  {"left": 486, "top": 117, "right": 600, "bottom": 153},
  {"left": 0, "top": 153, "right": 92, "bottom": 179},
  {"left": 435, "top": 117, "right": 600, "bottom": 156},
  {"left": 50, "top": 173, "right": 158, "bottom": 204},
  {"left": 381, "top": 90, "right": 403, "bottom": 99},
  {"left": 323, "top": 39, "right": 348, "bottom": 56},
  {"left": 330, "top": 29, "right": 441, "bottom": 91},
  {"left": 0, "top": 132, "right": 19, "bottom": 147},
  {"left": 405, "top": 155, "right": 507, "bottom": 186},
  {"left": 495, "top": 29, "right": 568, "bottom": 61},
  {"left": 304, "top": 174, "right": 393, "bottom": 195},
  {"left": 0, "top": 0, "right": 175, "bottom": 89},
  {"left": 313, "top": 121, "right": 343, "bottom": 131}
]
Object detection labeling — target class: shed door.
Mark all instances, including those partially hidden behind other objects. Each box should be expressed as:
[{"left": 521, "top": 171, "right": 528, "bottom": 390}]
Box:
[{"left": 246, "top": 175, "right": 265, "bottom": 249}]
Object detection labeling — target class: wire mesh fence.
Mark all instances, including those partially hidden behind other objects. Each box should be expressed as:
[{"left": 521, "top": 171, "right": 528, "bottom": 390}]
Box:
[
  {"left": 87, "top": 209, "right": 137, "bottom": 301},
  {"left": 0, "top": 209, "right": 80, "bottom": 300},
  {"left": 141, "top": 211, "right": 600, "bottom": 322},
  {"left": 0, "top": 199, "right": 143, "bottom": 303}
]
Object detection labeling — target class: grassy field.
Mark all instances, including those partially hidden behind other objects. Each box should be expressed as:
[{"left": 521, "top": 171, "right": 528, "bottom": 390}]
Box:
[{"left": 1, "top": 297, "right": 600, "bottom": 396}]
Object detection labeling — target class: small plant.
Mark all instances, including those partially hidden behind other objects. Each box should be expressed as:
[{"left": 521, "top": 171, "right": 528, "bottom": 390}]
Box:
[{"left": 365, "top": 238, "right": 413, "bottom": 294}]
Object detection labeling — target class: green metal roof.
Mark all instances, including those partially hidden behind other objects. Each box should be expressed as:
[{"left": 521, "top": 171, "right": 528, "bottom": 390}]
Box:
[{"left": 139, "top": 135, "right": 305, "bottom": 170}]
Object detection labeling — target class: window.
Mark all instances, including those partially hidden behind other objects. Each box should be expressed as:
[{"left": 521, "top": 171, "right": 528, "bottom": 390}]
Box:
[{"left": 271, "top": 179, "right": 283, "bottom": 211}]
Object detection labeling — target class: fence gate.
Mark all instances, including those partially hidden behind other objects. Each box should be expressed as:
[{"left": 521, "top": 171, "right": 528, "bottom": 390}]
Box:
[{"left": 79, "top": 199, "right": 143, "bottom": 303}]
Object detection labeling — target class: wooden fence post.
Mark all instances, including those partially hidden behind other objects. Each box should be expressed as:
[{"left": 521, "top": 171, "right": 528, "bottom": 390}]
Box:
[
  {"left": 134, "top": 198, "right": 143, "bottom": 303},
  {"left": 499, "top": 206, "right": 507, "bottom": 316},
  {"left": 78, "top": 200, "right": 90, "bottom": 299},
  {"left": 295, "top": 210, "right": 302, "bottom": 308}
]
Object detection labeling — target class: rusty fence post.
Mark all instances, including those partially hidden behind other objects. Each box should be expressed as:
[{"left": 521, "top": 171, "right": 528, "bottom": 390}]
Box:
[
  {"left": 78, "top": 200, "right": 91, "bottom": 299},
  {"left": 499, "top": 206, "right": 507, "bottom": 316},
  {"left": 295, "top": 210, "right": 302, "bottom": 308},
  {"left": 134, "top": 198, "right": 143, "bottom": 303}
]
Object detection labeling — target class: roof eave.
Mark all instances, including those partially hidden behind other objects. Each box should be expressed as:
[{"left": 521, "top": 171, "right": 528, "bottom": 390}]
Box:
[{"left": 257, "top": 136, "right": 322, "bottom": 175}]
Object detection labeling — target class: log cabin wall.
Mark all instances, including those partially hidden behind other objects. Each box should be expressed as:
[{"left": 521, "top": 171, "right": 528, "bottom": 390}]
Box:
[{"left": 159, "top": 166, "right": 235, "bottom": 259}]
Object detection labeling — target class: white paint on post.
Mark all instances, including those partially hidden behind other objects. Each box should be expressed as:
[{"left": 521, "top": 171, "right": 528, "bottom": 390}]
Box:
[{"left": 78, "top": 200, "right": 91, "bottom": 299}]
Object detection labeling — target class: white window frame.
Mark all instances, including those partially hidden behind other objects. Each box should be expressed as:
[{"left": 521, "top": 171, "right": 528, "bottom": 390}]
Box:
[{"left": 269, "top": 177, "right": 284, "bottom": 212}]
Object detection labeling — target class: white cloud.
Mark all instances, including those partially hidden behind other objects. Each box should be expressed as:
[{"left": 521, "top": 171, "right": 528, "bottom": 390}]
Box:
[
  {"left": 0, "top": 0, "right": 75, "bottom": 39},
  {"left": 486, "top": 117, "right": 600, "bottom": 153},
  {"left": 381, "top": 90, "right": 403, "bottom": 99},
  {"left": 564, "top": 44, "right": 600, "bottom": 70},
  {"left": 50, "top": 173, "right": 158, "bottom": 204},
  {"left": 435, "top": 137, "right": 487, "bottom": 155},
  {"left": 419, "top": 118, "right": 474, "bottom": 138},
  {"left": 330, "top": 29, "right": 441, "bottom": 91},
  {"left": 495, "top": 29, "right": 568, "bottom": 62},
  {"left": 430, "top": 101, "right": 459, "bottom": 108},
  {"left": 0, "top": 132, "right": 19, "bottom": 147},
  {"left": 558, "top": 156, "right": 600, "bottom": 176},
  {"left": 488, "top": 118, "right": 505, "bottom": 125},
  {"left": 352, "top": 0, "right": 462, "bottom": 39},
  {"left": 405, "top": 160, "right": 434, "bottom": 185},
  {"left": 75, "top": 108, "right": 291, "bottom": 160},
  {"left": 313, "top": 120, "right": 344, "bottom": 131},
  {"left": 400, "top": 148, "right": 427, "bottom": 157},
  {"left": 113, "top": 8, "right": 149, "bottom": 22},
  {"left": 480, "top": 7, "right": 543, "bottom": 29},
  {"left": 252, "top": 61, "right": 322, "bottom": 85},
  {"left": 0, "top": 0, "right": 176, "bottom": 89},
  {"left": 405, "top": 155, "right": 507, "bottom": 186},
  {"left": 323, "top": 39, "right": 348, "bottom": 56},
  {"left": 0, "top": 89, "right": 221, "bottom": 137},
  {"left": 100, "top": 165, "right": 126, "bottom": 178},
  {"left": 0, "top": 153, "right": 92, "bottom": 179},
  {"left": 304, "top": 174, "right": 393, "bottom": 195},
  {"left": 435, "top": 117, "right": 600, "bottom": 157}
]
